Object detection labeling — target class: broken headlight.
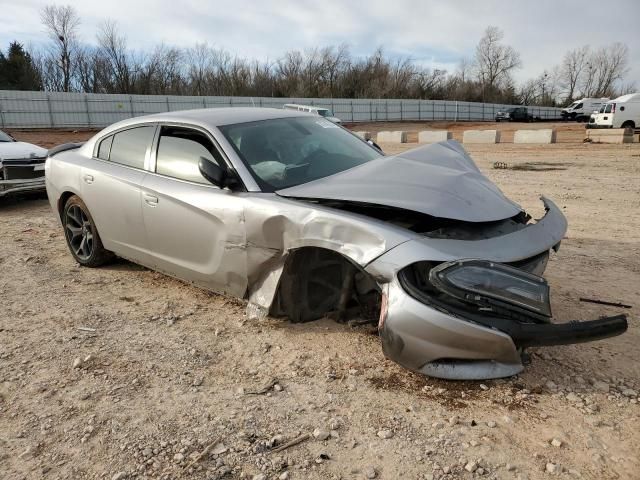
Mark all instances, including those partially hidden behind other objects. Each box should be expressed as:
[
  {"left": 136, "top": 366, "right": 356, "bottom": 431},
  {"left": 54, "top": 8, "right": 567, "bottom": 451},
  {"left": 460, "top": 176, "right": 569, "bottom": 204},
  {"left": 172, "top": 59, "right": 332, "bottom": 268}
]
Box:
[{"left": 429, "top": 259, "right": 551, "bottom": 318}]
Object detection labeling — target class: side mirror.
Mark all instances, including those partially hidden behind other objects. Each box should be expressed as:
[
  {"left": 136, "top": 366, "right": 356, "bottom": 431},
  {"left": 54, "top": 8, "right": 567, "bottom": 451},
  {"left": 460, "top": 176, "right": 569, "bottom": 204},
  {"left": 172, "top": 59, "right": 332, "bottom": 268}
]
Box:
[{"left": 198, "top": 157, "right": 225, "bottom": 187}]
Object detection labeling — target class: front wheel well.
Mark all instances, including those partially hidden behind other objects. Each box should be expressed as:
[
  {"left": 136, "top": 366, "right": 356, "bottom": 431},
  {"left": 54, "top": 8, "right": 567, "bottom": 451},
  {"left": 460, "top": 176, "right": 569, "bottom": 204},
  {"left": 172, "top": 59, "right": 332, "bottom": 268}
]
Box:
[{"left": 271, "top": 247, "right": 381, "bottom": 324}]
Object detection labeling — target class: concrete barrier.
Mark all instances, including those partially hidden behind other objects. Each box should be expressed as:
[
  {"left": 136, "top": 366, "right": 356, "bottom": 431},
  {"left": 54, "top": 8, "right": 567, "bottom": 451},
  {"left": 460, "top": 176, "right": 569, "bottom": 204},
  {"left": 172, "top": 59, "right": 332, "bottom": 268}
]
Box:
[
  {"left": 463, "top": 129, "right": 501, "bottom": 144},
  {"left": 585, "top": 128, "right": 634, "bottom": 144},
  {"left": 353, "top": 131, "right": 372, "bottom": 140},
  {"left": 418, "top": 130, "right": 452, "bottom": 143},
  {"left": 514, "top": 129, "right": 557, "bottom": 144},
  {"left": 377, "top": 131, "right": 408, "bottom": 143}
]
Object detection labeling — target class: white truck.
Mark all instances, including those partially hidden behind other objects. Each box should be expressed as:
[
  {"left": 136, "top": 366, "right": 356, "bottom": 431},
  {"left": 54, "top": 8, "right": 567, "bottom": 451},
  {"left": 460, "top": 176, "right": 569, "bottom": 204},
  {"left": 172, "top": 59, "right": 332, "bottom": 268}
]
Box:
[
  {"left": 561, "top": 98, "right": 608, "bottom": 122},
  {"left": 587, "top": 93, "right": 640, "bottom": 129}
]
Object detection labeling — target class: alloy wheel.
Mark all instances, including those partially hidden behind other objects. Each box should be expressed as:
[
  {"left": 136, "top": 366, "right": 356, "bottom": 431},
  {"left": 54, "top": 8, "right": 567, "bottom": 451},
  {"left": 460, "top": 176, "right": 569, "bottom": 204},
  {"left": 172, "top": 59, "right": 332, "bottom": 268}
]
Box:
[{"left": 65, "top": 204, "right": 94, "bottom": 261}]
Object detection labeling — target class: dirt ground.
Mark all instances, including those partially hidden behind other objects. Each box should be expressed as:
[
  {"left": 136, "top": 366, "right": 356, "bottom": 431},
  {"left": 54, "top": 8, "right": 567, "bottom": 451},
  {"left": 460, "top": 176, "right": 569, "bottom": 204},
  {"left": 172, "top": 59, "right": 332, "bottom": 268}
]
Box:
[{"left": 1, "top": 124, "right": 639, "bottom": 480}]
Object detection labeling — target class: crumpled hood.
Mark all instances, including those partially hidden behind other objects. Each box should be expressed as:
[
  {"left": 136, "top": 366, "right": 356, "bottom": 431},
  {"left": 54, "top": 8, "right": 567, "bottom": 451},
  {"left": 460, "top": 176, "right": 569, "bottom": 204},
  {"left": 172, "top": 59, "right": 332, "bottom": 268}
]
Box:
[
  {"left": 0, "top": 141, "right": 48, "bottom": 162},
  {"left": 277, "top": 140, "right": 522, "bottom": 223}
]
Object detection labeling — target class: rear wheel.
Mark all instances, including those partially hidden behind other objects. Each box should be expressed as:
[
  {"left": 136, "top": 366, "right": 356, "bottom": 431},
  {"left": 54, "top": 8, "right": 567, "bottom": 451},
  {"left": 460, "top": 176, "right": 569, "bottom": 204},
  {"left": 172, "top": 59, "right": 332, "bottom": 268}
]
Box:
[{"left": 63, "top": 195, "right": 112, "bottom": 267}]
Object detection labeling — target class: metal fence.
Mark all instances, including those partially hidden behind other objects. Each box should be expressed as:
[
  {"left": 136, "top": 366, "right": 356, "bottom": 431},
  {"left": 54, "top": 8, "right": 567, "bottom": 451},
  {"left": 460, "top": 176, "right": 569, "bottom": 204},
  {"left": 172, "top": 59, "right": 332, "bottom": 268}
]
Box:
[{"left": 0, "top": 90, "right": 562, "bottom": 129}]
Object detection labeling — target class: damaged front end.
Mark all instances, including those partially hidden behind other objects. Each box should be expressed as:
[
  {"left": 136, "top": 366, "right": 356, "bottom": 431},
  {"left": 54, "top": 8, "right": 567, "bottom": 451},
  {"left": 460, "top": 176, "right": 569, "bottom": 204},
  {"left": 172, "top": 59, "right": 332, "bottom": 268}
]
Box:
[
  {"left": 367, "top": 197, "right": 628, "bottom": 380},
  {"left": 260, "top": 141, "right": 627, "bottom": 380}
]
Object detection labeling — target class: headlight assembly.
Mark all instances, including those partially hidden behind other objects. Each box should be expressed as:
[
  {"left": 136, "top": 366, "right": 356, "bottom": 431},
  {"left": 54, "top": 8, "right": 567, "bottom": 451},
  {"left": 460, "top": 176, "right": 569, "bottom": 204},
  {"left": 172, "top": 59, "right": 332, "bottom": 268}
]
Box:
[{"left": 429, "top": 259, "right": 552, "bottom": 319}]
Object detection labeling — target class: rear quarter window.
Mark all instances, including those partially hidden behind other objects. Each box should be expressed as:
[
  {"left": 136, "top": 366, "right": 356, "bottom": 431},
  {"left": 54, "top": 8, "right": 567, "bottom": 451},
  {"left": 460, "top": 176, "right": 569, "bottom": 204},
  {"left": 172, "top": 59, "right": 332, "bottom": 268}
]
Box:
[{"left": 97, "top": 135, "right": 113, "bottom": 160}]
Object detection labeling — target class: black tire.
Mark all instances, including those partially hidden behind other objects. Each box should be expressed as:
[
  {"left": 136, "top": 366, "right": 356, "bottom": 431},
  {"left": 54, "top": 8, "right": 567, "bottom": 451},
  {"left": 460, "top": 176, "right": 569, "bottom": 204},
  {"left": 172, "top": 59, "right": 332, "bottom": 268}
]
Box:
[
  {"left": 621, "top": 121, "right": 635, "bottom": 129},
  {"left": 62, "top": 195, "right": 112, "bottom": 267},
  {"left": 278, "top": 249, "right": 351, "bottom": 323}
]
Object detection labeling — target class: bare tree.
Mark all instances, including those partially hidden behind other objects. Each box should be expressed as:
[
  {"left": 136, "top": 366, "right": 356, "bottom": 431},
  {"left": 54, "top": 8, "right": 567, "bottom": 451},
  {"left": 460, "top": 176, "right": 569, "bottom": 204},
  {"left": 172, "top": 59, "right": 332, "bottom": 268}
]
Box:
[
  {"left": 27, "top": 12, "right": 634, "bottom": 106},
  {"left": 138, "top": 44, "right": 184, "bottom": 94},
  {"left": 559, "top": 46, "right": 588, "bottom": 102},
  {"left": 387, "top": 57, "right": 415, "bottom": 98},
  {"left": 276, "top": 51, "right": 304, "bottom": 96},
  {"left": 97, "top": 20, "right": 136, "bottom": 93},
  {"left": 474, "top": 26, "right": 521, "bottom": 100},
  {"left": 75, "top": 46, "right": 109, "bottom": 93},
  {"left": 40, "top": 4, "right": 81, "bottom": 91},
  {"left": 319, "top": 44, "right": 349, "bottom": 97},
  {"left": 412, "top": 68, "right": 447, "bottom": 99},
  {"left": 457, "top": 57, "right": 472, "bottom": 83},
  {"left": 588, "top": 43, "right": 629, "bottom": 97},
  {"left": 186, "top": 43, "right": 212, "bottom": 96}
]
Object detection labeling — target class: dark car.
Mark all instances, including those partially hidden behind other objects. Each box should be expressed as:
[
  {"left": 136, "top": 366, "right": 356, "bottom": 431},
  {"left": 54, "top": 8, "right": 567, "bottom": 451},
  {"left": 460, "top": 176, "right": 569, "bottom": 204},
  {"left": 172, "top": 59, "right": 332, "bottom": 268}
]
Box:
[{"left": 495, "top": 107, "right": 534, "bottom": 122}]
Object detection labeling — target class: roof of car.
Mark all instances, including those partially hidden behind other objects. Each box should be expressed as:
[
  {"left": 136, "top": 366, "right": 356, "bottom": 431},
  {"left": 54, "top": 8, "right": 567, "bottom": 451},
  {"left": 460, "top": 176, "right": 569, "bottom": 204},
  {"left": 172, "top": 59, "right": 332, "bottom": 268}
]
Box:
[
  {"left": 284, "top": 104, "right": 329, "bottom": 110},
  {"left": 100, "top": 107, "right": 308, "bottom": 135},
  {"left": 150, "top": 107, "right": 307, "bottom": 125}
]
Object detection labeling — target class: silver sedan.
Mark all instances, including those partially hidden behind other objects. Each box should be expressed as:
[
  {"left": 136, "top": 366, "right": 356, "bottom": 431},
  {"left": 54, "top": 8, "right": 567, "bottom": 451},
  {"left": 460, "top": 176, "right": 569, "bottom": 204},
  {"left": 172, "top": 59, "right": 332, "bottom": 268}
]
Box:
[{"left": 45, "top": 108, "right": 627, "bottom": 380}]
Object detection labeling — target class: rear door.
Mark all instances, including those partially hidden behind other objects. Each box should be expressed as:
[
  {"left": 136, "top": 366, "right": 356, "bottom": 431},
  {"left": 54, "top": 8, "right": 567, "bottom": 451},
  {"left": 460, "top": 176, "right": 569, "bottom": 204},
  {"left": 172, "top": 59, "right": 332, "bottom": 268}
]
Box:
[
  {"left": 81, "top": 124, "right": 156, "bottom": 263},
  {"left": 140, "top": 124, "right": 248, "bottom": 296}
]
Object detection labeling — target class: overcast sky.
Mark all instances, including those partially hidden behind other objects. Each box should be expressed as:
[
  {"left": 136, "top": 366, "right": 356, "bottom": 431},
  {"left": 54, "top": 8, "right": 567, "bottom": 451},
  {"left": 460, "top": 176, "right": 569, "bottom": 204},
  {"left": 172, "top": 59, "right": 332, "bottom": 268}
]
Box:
[{"left": 2, "top": 0, "right": 639, "bottom": 87}]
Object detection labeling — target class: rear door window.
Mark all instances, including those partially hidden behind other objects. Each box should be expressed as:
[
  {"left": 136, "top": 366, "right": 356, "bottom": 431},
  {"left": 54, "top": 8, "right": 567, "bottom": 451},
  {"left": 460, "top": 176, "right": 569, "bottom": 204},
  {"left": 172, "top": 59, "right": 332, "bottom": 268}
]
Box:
[
  {"left": 109, "top": 126, "right": 156, "bottom": 169},
  {"left": 155, "top": 126, "right": 223, "bottom": 184}
]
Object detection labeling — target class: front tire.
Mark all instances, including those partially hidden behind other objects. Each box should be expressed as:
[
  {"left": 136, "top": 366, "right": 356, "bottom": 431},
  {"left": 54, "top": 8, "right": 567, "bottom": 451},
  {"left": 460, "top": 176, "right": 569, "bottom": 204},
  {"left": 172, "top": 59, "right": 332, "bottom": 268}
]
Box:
[
  {"left": 63, "top": 195, "right": 112, "bottom": 267},
  {"left": 621, "top": 121, "right": 635, "bottom": 129}
]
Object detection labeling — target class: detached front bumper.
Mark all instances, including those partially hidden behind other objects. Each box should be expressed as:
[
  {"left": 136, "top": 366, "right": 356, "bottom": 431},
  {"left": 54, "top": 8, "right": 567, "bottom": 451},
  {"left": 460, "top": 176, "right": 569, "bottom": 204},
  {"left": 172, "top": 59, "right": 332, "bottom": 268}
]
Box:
[{"left": 383, "top": 272, "right": 628, "bottom": 380}]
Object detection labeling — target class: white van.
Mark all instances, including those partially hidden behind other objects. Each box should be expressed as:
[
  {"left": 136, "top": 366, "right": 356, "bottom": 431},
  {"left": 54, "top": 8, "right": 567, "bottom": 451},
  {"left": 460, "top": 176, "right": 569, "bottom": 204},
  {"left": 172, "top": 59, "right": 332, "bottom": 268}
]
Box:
[
  {"left": 561, "top": 98, "right": 608, "bottom": 121},
  {"left": 283, "top": 104, "right": 342, "bottom": 124},
  {"left": 588, "top": 93, "right": 640, "bottom": 129}
]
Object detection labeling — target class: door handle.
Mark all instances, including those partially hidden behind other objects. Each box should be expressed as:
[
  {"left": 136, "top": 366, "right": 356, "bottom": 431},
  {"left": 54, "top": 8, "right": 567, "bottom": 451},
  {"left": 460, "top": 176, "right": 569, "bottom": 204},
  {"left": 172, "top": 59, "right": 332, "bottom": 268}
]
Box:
[
  {"left": 143, "top": 194, "right": 159, "bottom": 206},
  {"left": 83, "top": 174, "right": 94, "bottom": 184}
]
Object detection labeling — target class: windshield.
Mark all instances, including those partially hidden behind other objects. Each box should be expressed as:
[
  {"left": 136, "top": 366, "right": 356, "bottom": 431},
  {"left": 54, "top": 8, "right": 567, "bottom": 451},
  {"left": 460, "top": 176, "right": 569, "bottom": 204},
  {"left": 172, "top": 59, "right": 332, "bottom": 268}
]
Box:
[
  {"left": 507, "top": 108, "right": 516, "bottom": 113},
  {"left": 567, "top": 102, "right": 578, "bottom": 110},
  {"left": 604, "top": 104, "right": 613, "bottom": 113},
  {"left": 219, "top": 116, "right": 381, "bottom": 191},
  {"left": 317, "top": 109, "right": 332, "bottom": 117},
  {"left": 0, "top": 130, "right": 14, "bottom": 142}
]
